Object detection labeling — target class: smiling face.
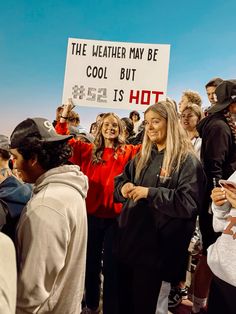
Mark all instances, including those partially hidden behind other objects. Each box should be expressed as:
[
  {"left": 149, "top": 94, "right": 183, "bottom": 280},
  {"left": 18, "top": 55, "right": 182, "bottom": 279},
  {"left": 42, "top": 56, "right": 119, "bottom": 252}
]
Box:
[
  {"left": 144, "top": 110, "right": 167, "bottom": 150},
  {"left": 180, "top": 108, "right": 199, "bottom": 131},
  {"left": 101, "top": 115, "right": 120, "bottom": 142}
]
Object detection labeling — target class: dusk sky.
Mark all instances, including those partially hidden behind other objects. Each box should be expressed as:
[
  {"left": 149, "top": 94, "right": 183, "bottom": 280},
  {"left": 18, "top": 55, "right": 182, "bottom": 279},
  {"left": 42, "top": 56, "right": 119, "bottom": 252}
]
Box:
[{"left": 1, "top": 0, "right": 235, "bottom": 135}]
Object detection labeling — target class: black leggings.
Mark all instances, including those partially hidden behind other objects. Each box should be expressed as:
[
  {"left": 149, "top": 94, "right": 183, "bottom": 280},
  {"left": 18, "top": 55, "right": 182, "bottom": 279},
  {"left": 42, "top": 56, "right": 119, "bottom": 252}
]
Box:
[{"left": 85, "top": 216, "right": 118, "bottom": 314}]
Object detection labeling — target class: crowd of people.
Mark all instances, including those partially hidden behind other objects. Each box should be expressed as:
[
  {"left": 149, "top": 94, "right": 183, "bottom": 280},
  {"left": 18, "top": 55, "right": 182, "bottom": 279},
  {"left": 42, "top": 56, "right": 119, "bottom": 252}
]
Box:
[{"left": 0, "top": 78, "right": 236, "bottom": 314}]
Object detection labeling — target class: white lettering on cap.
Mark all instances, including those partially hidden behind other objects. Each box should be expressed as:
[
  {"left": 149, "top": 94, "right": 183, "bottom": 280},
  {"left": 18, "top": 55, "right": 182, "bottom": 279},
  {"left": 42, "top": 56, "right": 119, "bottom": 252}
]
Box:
[{"left": 44, "top": 120, "right": 54, "bottom": 133}]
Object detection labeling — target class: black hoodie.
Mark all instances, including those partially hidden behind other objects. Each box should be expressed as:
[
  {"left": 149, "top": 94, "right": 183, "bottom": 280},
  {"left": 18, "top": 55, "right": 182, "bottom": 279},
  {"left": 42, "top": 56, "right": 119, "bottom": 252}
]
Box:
[{"left": 197, "top": 112, "right": 236, "bottom": 194}]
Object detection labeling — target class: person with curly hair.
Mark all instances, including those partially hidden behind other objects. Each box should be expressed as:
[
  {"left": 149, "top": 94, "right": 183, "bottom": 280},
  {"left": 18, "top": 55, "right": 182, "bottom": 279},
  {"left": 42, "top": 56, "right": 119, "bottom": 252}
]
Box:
[
  {"left": 56, "top": 105, "right": 141, "bottom": 314},
  {"left": 179, "top": 90, "right": 202, "bottom": 113},
  {"left": 10, "top": 117, "right": 88, "bottom": 314}
]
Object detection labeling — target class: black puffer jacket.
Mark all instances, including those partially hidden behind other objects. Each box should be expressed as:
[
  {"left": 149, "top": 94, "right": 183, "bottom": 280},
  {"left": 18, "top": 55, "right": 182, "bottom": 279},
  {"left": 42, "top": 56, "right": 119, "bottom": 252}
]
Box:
[{"left": 114, "top": 148, "right": 205, "bottom": 283}]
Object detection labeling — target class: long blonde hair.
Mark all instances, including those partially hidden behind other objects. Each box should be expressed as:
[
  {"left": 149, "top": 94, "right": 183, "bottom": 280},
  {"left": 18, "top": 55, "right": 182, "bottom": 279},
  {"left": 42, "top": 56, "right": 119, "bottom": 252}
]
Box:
[
  {"left": 135, "top": 101, "right": 195, "bottom": 180},
  {"left": 92, "top": 113, "right": 125, "bottom": 163}
]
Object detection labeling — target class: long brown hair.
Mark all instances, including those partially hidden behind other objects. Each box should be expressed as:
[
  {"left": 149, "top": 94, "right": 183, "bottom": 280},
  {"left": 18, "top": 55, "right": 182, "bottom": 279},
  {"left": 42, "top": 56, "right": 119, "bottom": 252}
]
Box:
[{"left": 92, "top": 113, "right": 125, "bottom": 163}]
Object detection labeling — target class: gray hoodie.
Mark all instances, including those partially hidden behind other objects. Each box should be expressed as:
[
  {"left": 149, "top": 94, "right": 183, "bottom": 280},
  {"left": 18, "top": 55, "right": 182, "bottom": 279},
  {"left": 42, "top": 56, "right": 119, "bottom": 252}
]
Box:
[{"left": 16, "top": 165, "right": 88, "bottom": 314}]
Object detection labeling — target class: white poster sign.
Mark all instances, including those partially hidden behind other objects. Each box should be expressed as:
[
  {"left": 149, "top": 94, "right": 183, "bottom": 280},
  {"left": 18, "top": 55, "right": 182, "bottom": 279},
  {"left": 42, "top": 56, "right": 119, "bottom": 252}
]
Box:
[{"left": 62, "top": 38, "right": 170, "bottom": 110}]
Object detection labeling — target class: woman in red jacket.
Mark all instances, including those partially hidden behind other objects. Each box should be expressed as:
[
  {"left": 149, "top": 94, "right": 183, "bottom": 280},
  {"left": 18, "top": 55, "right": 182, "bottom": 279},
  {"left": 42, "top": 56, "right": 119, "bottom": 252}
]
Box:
[{"left": 56, "top": 104, "right": 140, "bottom": 314}]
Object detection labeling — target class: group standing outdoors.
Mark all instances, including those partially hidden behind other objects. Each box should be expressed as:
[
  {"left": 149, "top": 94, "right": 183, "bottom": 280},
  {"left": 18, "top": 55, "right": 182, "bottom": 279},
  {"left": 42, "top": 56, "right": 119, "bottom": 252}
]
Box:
[{"left": 0, "top": 78, "right": 236, "bottom": 314}]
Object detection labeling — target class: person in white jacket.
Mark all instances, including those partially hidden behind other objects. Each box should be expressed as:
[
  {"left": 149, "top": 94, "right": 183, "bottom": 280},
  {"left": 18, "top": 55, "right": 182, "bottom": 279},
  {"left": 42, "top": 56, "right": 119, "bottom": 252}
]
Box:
[
  {"left": 208, "top": 171, "right": 236, "bottom": 314},
  {"left": 9, "top": 117, "right": 88, "bottom": 314}
]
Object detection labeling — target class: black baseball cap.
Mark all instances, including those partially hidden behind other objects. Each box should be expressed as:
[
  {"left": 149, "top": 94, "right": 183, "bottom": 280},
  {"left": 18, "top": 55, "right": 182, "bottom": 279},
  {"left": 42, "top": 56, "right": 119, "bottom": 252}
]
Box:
[
  {"left": 10, "top": 117, "right": 72, "bottom": 149},
  {"left": 208, "top": 79, "right": 236, "bottom": 114},
  {"left": 205, "top": 77, "right": 223, "bottom": 88}
]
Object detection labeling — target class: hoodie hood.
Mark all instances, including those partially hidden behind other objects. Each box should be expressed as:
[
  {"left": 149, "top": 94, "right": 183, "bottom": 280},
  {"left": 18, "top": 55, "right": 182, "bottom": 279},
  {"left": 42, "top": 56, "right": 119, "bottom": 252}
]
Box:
[
  {"left": 33, "top": 164, "right": 88, "bottom": 199},
  {"left": 197, "top": 112, "right": 225, "bottom": 138}
]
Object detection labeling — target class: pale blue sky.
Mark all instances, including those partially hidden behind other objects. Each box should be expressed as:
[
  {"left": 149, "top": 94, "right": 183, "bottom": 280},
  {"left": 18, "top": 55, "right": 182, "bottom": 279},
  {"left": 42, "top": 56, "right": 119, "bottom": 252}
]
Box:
[{"left": 0, "top": 0, "right": 235, "bottom": 135}]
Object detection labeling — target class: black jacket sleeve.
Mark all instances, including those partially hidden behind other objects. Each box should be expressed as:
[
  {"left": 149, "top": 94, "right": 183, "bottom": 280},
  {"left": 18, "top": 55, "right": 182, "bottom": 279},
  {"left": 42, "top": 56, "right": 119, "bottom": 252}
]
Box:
[
  {"left": 147, "top": 155, "right": 205, "bottom": 219},
  {"left": 203, "top": 121, "right": 232, "bottom": 183},
  {"left": 114, "top": 159, "right": 135, "bottom": 203}
]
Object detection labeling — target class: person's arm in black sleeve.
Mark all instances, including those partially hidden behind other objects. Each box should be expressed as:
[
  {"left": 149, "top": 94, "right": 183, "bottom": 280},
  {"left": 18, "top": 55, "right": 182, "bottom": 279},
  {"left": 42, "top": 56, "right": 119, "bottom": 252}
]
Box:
[
  {"left": 114, "top": 159, "right": 136, "bottom": 203},
  {"left": 203, "top": 122, "right": 232, "bottom": 184}
]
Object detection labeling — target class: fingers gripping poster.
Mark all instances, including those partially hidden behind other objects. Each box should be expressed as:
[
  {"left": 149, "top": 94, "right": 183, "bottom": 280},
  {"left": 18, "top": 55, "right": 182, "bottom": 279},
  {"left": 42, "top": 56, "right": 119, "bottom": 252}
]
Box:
[{"left": 62, "top": 38, "right": 170, "bottom": 110}]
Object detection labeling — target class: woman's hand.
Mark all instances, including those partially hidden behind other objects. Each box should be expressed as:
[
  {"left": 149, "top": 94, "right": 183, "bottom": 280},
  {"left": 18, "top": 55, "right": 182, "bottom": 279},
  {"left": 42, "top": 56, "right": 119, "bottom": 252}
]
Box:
[
  {"left": 121, "top": 182, "right": 135, "bottom": 198},
  {"left": 128, "top": 186, "right": 149, "bottom": 202},
  {"left": 211, "top": 187, "right": 227, "bottom": 206},
  {"left": 224, "top": 187, "right": 236, "bottom": 208}
]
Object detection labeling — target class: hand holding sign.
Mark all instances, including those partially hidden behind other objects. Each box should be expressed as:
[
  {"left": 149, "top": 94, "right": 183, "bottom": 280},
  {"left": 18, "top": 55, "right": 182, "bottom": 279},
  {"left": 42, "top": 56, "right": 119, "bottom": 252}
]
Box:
[{"left": 60, "top": 99, "right": 75, "bottom": 122}]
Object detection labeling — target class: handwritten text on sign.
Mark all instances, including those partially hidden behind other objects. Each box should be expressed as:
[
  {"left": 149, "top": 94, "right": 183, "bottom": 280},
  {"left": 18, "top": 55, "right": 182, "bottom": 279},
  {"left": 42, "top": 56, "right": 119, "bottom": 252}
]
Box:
[{"left": 62, "top": 38, "right": 170, "bottom": 110}]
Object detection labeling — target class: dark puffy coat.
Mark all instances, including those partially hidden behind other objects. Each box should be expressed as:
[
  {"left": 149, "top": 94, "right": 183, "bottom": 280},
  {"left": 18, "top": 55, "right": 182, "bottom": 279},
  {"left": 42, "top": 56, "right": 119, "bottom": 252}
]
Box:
[
  {"left": 114, "top": 148, "right": 205, "bottom": 283},
  {"left": 197, "top": 112, "right": 236, "bottom": 193}
]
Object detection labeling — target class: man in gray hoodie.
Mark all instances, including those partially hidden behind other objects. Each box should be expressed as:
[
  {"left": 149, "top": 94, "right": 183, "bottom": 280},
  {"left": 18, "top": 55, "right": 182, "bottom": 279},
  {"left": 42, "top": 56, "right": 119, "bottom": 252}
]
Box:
[{"left": 10, "top": 117, "right": 88, "bottom": 314}]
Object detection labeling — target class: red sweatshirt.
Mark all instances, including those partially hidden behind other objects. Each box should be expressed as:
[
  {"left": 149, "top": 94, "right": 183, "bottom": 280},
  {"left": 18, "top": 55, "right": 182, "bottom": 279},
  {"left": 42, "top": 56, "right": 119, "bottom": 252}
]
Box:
[{"left": 56, "top": 122, "right": 140, "bottom": 218}]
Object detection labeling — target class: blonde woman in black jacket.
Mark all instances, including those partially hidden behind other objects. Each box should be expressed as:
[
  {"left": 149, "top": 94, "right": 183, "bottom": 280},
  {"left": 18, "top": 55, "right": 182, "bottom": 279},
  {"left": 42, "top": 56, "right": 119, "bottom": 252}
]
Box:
[{"left": 114, "top": 101, "right": 205, "bottom": 314}]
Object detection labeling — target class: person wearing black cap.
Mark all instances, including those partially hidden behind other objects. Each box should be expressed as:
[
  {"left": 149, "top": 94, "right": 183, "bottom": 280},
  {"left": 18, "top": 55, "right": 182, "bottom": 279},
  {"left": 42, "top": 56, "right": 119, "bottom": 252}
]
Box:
[
  {"left": 9, "top": 118, "right": 88, "bottom": 314},
  {"left": 205, "top": 77, "right": 223, "bottom": 107},
  {"left": 191, "top": 80, "right": 236, "bottom": 314}
]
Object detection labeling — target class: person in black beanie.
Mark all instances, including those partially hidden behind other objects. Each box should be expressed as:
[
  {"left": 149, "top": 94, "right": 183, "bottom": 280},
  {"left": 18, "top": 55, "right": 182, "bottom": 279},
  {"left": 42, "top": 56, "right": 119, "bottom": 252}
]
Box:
[{"left": 192, "top": 79, "right": 236, "bottom": 314}]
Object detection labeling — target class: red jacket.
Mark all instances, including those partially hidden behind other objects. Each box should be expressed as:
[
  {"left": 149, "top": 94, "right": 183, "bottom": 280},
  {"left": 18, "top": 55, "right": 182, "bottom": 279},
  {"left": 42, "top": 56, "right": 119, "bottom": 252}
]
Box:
[{"left": 56, "top": 122, "right": 140, "bottom": 218}]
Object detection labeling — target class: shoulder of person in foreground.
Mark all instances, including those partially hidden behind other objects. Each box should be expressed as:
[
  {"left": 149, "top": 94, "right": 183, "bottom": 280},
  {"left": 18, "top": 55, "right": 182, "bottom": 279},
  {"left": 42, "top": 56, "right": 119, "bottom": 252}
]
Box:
[{"left": 0, "top": 232, "right": 16, "bottom": 314}]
